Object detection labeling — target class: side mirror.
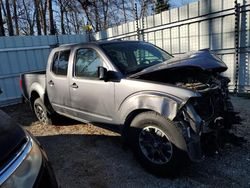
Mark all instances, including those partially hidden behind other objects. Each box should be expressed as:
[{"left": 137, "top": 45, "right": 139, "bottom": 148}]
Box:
[
  {"left": 98, "top": 66, "right": 108, "bottom": 80},
  {"left": 0, "top": 88, "right": 2, "bottom": 95}
]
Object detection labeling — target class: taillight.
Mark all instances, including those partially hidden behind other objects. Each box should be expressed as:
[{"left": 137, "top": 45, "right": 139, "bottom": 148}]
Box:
[{"left": 19, "top": 78, "right": 22, "bottom": 90}]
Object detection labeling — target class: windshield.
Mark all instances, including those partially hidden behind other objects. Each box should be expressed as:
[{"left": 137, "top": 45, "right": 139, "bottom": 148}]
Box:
[{"left": 101, "top": 42, "right": 173, "bottom": 75}]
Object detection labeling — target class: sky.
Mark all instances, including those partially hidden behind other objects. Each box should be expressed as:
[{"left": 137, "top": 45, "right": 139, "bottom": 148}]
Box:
[{"left": 170, "top": 0, "right": 198, "bottom": 7}]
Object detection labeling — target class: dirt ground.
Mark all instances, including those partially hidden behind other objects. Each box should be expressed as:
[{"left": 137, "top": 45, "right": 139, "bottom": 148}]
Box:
[{"left": 1, "top": 96, "right": 250, "bottom": 188}]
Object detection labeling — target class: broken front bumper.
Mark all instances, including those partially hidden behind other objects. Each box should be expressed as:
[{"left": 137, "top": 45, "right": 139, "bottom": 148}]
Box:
[{"left": 177, "top": 97, "right": 228, "bottom": 162}]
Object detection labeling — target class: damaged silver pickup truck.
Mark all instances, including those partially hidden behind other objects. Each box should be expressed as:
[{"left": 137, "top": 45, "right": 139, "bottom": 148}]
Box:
[{"left": 21, "top": 40, "right": 239, "bottom": 174}]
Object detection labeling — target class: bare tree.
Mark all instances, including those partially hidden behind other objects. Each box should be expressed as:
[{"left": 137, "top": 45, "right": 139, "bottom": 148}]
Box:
[
  {"left": 57, "top": 0, "right": 66, "bottom": 34},
  {"left": 122, "top": 0, "right": 127, "bottom": 22},
  {"left": 21, "top": 0, "right": 35, "bottom": 35},
  {"left": 47, "top": 0, "right": 56, "bottom": 34},
  {"left": 5, "top": 0, "right": 14, "bottom": 35},
  {"left": 0, "top": 0, "right": 5, "bottom": 36},
  {"left": 77, "top": 0, "right": 95, "bottom": 31},
  {"left": 39, "top": 0, "right": 47, "bottom": 35},
  {"left": 0, "top": 0, "right": 158, "bottom": 36},
  {"left": 34, "top": 0, "right": 41, "bottom": 35},
  {"left": 12, "top": 0, "right": 19, "bottom": 35}
]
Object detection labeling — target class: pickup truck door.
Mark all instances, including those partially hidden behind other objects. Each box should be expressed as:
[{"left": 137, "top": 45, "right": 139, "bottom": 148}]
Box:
[
  {"left": 69, "top": 48, "right": 115, "bottom": 123},
  {"left": 46, "top": 49, "right": 72, "bottom": 114}
]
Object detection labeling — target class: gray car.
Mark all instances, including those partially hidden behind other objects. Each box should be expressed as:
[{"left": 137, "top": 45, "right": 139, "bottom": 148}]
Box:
[
  {"left": 0, "top": 88, "right": 58, "bottom": 187},
  {"left": 21, "top": 40, "right": 237, "bottom": 174}
]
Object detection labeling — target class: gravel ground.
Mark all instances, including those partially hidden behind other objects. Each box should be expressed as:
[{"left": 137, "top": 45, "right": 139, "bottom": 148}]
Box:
[{"left": 1, "top": 96, "right": 250, "bottom": 188}]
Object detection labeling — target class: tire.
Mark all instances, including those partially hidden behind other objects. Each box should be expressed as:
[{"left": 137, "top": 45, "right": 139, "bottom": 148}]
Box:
[
  {"left": 33, "top": 98, "right": 52, "bottom": 125},
  {"left": 129, "top": 111, "right": 185, "bottom": 175}
]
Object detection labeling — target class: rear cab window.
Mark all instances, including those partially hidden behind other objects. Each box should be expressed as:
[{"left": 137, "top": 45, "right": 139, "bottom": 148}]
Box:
[{"left": 51, "top": 50, "right": 71, "bottom": 76}]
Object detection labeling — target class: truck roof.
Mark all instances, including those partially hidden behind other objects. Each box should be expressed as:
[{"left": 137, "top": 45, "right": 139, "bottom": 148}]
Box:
[{"left": 57, "top": 40, "right": 145, "bottom": 50}]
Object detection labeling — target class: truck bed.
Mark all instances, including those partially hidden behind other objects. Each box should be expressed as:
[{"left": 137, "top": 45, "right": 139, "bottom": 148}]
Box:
[{"left": 20, "top": 71, "right": 46, "bottom": 100}]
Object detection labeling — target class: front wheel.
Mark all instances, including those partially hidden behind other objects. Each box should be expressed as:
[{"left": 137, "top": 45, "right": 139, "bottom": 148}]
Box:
[
  {"left": 33, "top": 98, "right": 52, "bottom": 125},
  {"left": 129, "top": 111, "right": 186, "bottom": 175}
]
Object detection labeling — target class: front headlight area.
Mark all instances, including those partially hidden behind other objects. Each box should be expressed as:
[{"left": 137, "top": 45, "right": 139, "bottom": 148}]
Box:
[
  {"left": 180, "top": 97, "right": 204, "bottom": 135},
  {"left": 174, "top": 98, "right": 205, "bottom": 161},
  {"left": 2, "top": 137, "right": 42, "bottom": 188}
]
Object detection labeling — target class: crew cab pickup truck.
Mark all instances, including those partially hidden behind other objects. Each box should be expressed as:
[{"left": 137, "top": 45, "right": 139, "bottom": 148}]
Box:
[{"left": 21, "top": 40, "right": 237, "bottom": 174}]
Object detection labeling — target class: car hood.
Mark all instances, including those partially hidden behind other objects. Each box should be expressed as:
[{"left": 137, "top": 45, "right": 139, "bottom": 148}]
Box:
[
  {"left": 0, "top": 110, "right": 26, "bottom": 168},
  {"left": 129, "top": 49, "right": 227, "bottom": 78}
]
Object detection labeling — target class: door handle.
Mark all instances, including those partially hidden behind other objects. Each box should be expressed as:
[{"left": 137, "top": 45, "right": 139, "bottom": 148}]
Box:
[
  {"left": 48, "top": 80, "right": 54, "bottom": 86},
  {"left": 71, "top": 83, "right": 78, "bottom": 89}
]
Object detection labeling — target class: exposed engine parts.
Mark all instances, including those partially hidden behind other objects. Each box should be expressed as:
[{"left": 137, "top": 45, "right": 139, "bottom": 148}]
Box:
[{"left": 137, "top": 66, "right": 244, "bottom": 156}]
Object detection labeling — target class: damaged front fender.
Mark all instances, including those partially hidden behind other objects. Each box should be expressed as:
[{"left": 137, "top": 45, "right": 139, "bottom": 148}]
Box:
[{"left": 119, "top": 92, "right": 181, "bottom": 124}]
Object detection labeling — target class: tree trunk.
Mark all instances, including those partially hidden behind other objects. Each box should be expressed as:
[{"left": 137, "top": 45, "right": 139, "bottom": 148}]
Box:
[
  {"left": 0, "top": 0, "right": 5, "bottom": 36},
  {"left": 58, "top": 0, "right": 65, "bottom": 34},
  {"left": 47, "top": 0, "right": 56, "bottom": 35},
  {"left": 23, "top": 0, "right": 34, "bottom": 35},
  {"left": 74, "top": 11, "right": 79, "bottom": 34},
  {"left": 122, "top": 0, "right": 127, "bottom": 23},
  {"left": 60, "top": 9, "right": 65, "bottom": 34},
  {"left": 5, "top": 0, "right": 14, "bottom": 36},
  {"left": 101, "top": 0, "right": 108, "bottom": 29},
  {"left": 93, "top": 1, "right": 100, "bottom": 31},
  {"left": 34, "top": 0, "right": 41, "bottom": 35},
  {"left": 40, "top": 0, "right": 47, "bottom": 35},
  {"left": 65, "top": 11, "right": 71, "bottom": 34}
]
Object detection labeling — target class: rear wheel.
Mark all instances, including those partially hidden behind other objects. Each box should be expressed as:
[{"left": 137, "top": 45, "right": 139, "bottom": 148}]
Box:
[
  {"left": 33, "top": 98, "right": 52, "bottom": 125},
  {"left": 129, "top": 111, "right": 185, "bottom": 175}
]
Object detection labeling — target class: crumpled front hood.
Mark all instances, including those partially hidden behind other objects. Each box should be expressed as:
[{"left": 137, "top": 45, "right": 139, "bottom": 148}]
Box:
[
  {"left": 0, "top": 110, "right": 26, "bottom": 167},
  {"left": 129, "top": 49, "right": 227, "bottom": 78}
]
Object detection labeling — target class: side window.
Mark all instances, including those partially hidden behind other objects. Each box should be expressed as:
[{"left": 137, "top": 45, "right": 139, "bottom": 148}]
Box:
[
  {"left": 52, "top": 50, "right": 70, "bottom": 76},
  {"left": 75, "top": 48, "right": 102, "bottom": 78}
]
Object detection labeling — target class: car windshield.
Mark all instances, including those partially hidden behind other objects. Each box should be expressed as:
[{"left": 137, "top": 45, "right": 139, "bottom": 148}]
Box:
[{"left": 101, "top": 42, "right": 173, "bottom": 75}]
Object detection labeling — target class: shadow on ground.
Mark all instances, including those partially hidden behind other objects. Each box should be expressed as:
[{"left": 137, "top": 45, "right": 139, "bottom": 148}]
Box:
[
  {"left": 1, "top": 98, "right": 250, "bottom": 188},
  {"left": 36, "top": 132, "right": 249, "bottom": 188}
]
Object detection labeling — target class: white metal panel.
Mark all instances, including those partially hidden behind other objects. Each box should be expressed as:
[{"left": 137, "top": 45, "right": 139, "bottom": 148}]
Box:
[
  {"left": 155, "top": 30, "right": 163, "bottom": 48},
  {"left": 189, "top": 23, "right": 199, "bottom": 51},
  {"left": 123, "top": 23, "right": 129, "bottom": 33},
  {"left": 211, "top": 18, "right": 222, "bottom": 50},
  {"left": 148, "top": 32, "right": 155, "bottom": 44},
  {"left": 180, "top": 25, "right": 189, "bottom": 52},
  {"left": 128, "top": 21, "right": 135, "bottom": 32},
  {"left": 199, "top": 0, "right": 211, "bottom": 15},
  {"left": 154, "top": 14, "right": 162, "bottom": 26},
  {"left": 179, "top": 5, "right": 188, "bottom": 20},
  {"left": 222, "top": 54, "right": 235, "bottom": 90},
  {"left": 161, "top": 11, "right": 170, "bottom": 24},
  {"left": 118, "top": 25, "right": 123, "bottom": 35},
  {"left": 171, "top": 27, "right": 180, "bottom": 54},
  {"left": 189, "top": 1, "right": 199, "bottom": 18},
  {"left": 199, "top": 20, "right": 210, "bottom": 49},
  {"left": 162, "top": 29, "right": 171, "bottom": 52},
  {"left": 222, "top": 15, "right": 235, "bottom": 48},
  {"left": 107, "top": 28, "right": 113, "bottom": 38},
  {"left": 211, "top": 0, "right": 222, "bottom": 12},
  {"left": 112, "top": 26, "right": 118, "bottom": 36},
  {"left": 170, "top": 8, "right": 179, "bottom": 22},
  {"left": 146, "top": 15, "right": 154, "bottom": 28},
  {"left": 223, "top": 0, "right": 235, "bottom": 10}
]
